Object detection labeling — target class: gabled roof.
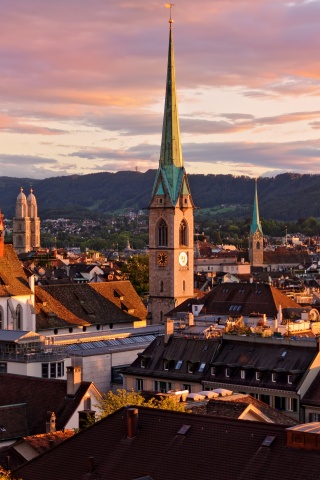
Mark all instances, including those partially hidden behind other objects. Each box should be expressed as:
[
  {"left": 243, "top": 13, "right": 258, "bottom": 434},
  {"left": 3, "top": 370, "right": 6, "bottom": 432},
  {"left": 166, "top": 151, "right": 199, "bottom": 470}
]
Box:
[
  {"left": 14, "top": 406, "right": 320, "bottom": 480},
  {"left": 0, "top": 374, "right": 93, "bottom": 436},
  {"left": 301, "top": 371, "right": 320, "bottom": 407},
  {"left": 0, "top": 245, "right": 31, "bottom": 297},
  {"left": 35, "top": 281, "right": 147, "bottom": 330},
  {"left": 124, "top": 336, "right": 220, "bottom": 382},
  {"left": 169, "top": 283, "right": 302, "bottom": 318}
]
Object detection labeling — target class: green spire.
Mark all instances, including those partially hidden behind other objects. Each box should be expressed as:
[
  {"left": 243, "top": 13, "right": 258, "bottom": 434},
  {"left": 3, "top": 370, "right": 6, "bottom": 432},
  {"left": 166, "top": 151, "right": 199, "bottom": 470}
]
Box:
[
  {"left": 251, "top": 178, "right": 263, "bottom": 235},
  {"left": 151, "top": 19, "right": 188, "bottom": 205}
]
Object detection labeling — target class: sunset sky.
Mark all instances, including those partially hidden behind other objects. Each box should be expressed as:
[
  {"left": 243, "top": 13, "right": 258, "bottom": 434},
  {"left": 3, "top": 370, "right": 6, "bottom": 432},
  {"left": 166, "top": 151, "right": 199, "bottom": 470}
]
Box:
[{"left": 1, "top": 0, "right": 320, "bottom": 180}]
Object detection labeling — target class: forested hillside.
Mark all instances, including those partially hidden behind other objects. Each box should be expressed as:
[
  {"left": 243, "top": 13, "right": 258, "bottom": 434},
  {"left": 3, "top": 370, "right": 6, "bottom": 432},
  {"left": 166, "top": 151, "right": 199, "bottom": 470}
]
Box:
[{"left": 0, "top": 171, "right": 318, "bottom": 221}]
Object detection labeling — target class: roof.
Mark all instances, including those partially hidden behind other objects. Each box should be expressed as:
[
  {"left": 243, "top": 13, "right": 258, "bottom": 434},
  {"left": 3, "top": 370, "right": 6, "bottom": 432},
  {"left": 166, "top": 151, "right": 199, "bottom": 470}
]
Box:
[
  {"left": 0, "top": 403, "right": 28, "bottom": 441},
  {"left": 0, "top": 374, "right": 93, "bottom": 436},
  {"left": 169, "top": 283, "right": 302, "bottom": 318},
  {"left": 302, "top": 371, "right": 320, "bottom": 407},
  {"left": 202, "top": 337, "right": 317, "bottom": 392},
  {"left": 14, "top": 406, "right": 320, "bottom": 480},
  {"left": 124, "top": 336, "right": 220, "bottom": 382},
  {"left": 35, "top": 281, "right": 147, "bottom": 330},
  {"left": 0, "top": 245, "right": 31, "bottom": 297},
  {"left": 189, "top": 394, "right": 298, "bottom": 426}
]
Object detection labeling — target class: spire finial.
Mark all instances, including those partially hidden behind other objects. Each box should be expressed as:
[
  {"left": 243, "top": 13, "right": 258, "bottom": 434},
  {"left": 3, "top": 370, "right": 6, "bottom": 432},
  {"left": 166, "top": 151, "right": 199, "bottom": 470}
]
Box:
[{"left": 165, "top": 3, "right": 175, "bottom": 25}]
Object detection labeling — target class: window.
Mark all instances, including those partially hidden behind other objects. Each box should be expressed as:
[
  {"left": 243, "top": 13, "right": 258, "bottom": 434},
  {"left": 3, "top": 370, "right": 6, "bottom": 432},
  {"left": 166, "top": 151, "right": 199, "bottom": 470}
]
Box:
[
  {"left": 225, "top": 368, "right": 230, "bottom": 378},
  {"left": 198, "top": 362, "right": 206, "bottom": 373},
  {"left": 164, "top": 360, "right": 169, "bottom": 371},
  {"left": 16, "top": 305, "right": 22, "bottom": 330},
  {"left": 140, "top": 357, "right": 146, "bottom": 368},
  {"left": 136, "top": 379, "right": 144, "bottom": 391},
  {"left": 50, "top": 363, "right": 57, "bottom": 378},
  {"left": 274, "top": 396, "right": 286, "bottom": 411},
  {"left": 256, "top": 241, "right": 260, "bottom": 250},
  {"left": 160, "top": 281, "right": 164, "bottom": 292},
  {"left": 175, "top": 360, "right": 183, "bottom": 370},
  {"left": 309, "top": 413, "right": 320, "bottom": 422},
  {"left": 256, "top": 371, "right": 261, "bottom": 381},
  {"left": 183, "top": 280, "right": 186, "bottom": 291},
  {"left": 183, "top": 384, "right": 191, "bottom": 392},
  {"left": 187, "top": 363, "right": 194, "bottom": 374},
  {"left": 179, "top": 220, "right": 188, "bottom": 246},
  {"left": 272, "top": 373, "right": 277, "bottom": 383},
  {"left": 287, "top": 397, "right": 298, "bottom": 412},
  {"left": 157, "top": 219, "right": 168, "bottom": 246},
  {"left": 0, "top": 362, "right": 7, "bottom": 373},
  {"left": 154, "top": 381, "right": 171, "bottom": 393},
  {"left": 42, "top": 363, "right": 49, "bottom": 378},
  {"left": 57, "top": 362, "right": 64, "bottom": 378},
  {"left": 211, "top": 366, "right": 216, "bottom": 376},
  {"left": 0, "top": 307, "right": 3, "bottom": 329},
  {"left": 241, "top": 370, "right": 245, "bottom": 379},
  {"left": 288, "top": 374, "right": 293, "bottom": 384},
  {"left": 260, "top": 394, "right": 270, "bottom": 405}
]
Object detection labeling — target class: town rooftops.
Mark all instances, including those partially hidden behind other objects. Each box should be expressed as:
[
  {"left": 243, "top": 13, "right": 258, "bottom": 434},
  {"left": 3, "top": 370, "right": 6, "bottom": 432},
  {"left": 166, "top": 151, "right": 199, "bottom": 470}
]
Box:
[
  {"left": 0, "top": 245, "right": 31, "bottom": 297},
  {"left": 14, "top": 406, "right": 320, "bottom": 480}
]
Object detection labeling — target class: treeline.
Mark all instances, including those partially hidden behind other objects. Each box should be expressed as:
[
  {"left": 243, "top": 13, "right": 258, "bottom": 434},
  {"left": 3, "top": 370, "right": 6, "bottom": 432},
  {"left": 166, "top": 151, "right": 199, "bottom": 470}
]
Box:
[{"left": 1, "top": 171, "right": 320, "bottom": 221}]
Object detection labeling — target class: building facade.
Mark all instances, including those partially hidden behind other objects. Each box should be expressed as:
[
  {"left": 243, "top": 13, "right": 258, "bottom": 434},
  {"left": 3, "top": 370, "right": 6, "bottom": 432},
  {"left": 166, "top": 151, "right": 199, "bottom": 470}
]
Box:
[{"left": 148, "top": 18, "right": 195, "bottom": 324}]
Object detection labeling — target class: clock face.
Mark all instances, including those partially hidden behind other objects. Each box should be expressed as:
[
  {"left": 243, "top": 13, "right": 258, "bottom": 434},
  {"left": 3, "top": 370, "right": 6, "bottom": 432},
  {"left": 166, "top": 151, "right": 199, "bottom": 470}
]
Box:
[
  {"left": 179, "top": 251, "right": 188, "bottom": 267},
  {"left": 157, "top": 252, "right": 168, "bottom": 266}
]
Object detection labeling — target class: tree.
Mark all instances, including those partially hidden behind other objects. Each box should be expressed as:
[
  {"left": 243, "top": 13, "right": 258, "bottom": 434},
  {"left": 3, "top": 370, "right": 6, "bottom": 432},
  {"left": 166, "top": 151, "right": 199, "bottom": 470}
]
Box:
[
  {"left": 96, "top": 389, "right": 186, "bottom": 421},
  {"left": 121, "top": 254, "right": 149, "bottom": 294}
]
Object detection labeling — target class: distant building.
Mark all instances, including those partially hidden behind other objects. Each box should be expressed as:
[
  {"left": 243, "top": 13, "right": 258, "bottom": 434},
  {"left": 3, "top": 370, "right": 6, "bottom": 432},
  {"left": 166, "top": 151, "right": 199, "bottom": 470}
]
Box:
[
  {"left": 249, "top": 179, "right": 263, "bottom": 266},
  {"left": 13, "top": 188, "right": 40, "bottom": 254}
]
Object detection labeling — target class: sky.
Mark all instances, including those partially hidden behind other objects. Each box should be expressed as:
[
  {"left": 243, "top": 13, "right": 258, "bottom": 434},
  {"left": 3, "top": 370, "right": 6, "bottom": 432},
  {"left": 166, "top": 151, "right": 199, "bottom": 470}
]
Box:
[{"left": 1, "top": 0, "right": 320, "bottom": 180}]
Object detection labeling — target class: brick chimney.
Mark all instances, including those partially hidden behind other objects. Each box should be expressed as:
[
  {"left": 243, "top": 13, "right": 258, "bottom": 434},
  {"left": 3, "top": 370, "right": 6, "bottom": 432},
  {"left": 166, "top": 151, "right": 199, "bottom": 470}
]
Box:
[
  {"left": 0, "top": 211, "right": 5, "bottom": 258},
  {"left": 67, "top": 366, "right": 82, "bottom": 397},
  {"left": 164, "top": 318, "right": 174, "bottom": 344},
  {"left": 127, "top": 408, "right": 138, "bottom": 438}
]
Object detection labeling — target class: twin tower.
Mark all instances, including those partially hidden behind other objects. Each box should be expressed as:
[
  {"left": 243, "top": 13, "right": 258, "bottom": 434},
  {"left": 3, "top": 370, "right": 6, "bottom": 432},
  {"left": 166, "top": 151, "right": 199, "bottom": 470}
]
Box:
[{"left": 13, "top": 188, "right": 41, "bottom": 254}]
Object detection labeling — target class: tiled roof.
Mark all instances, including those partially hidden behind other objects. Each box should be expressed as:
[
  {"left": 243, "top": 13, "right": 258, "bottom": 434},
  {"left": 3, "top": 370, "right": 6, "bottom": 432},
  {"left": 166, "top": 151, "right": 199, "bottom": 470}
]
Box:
[
  {"left": 14, "top": 406, "right": 320, "bottom": 480},
  {"left": 202, "top": 337, "right": 317, "bottom": 392},
  {"left": 189, "top": 394, "right": 298, "bottom": 426},
  {"left": 0, "top": 403, "right": 28, "bottom": 441},
  {"left": 0, "top": 245, "right": 31, "bottom": 297},
  {"left": 0, "top": 374, "right": 92, "bottom": 436},
  {"left": 263, "top": 250, "right": 311, "bottom": 266},
  {"left": 35, "top": 281, "right": 147, "bottom": 330},
  {"left": 124, "top": 336, "right": 220, "bottom": 382}
]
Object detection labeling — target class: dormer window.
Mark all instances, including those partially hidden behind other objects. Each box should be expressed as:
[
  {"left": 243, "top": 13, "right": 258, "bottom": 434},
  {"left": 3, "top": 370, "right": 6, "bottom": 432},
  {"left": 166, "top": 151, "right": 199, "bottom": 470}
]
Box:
[
  {"left": 272, "top": 372, "right": 277, "bottom": 383},
  {"left": 175, "top": 360, "right": 183, "bottom": 370},
  {"left": 288, "top": 374, "right": 293, "bottom": 384},
  {"left": 141, "top": 358, "right": 146, "bottom": 368},
  {"left": 241, "top": 370, "right": 245, "bottom": 379},
  {"left": 187, "top": 363, "right": 194, "bottom": 374},
  {"left": 211, "top": 366, "right": 216, "bottom": 376},
  {"left": 164, "top": 360, "right": 169, "bottom": 371},
  {"left": 198, "top": 362, "right": 206, "bottom": 373},
  {"left": 256, "top": 371, "right": 261, "bottom": 381},
  {"left": 225, "top": 368, "right": 230, "bottom": 378}
]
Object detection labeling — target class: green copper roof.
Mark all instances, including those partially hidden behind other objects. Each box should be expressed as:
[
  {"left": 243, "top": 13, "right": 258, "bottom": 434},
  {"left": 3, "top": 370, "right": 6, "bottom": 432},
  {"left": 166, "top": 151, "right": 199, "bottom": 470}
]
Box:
[
  {"left": 151, "top": 23, "right": 189, "bottom": 205},
  {"left": 250, "top": 179, "right": 263, "bottom": 235}
]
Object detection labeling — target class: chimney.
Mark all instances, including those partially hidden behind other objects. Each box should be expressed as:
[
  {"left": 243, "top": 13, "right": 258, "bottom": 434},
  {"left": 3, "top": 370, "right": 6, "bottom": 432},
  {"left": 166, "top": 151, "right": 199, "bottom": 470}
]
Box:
[
  {"left": 186, "top": 312, "right": 194, "bottom": 327},
  {"left": 46, "top": 411, "right": 56, "bottom": 433},
  {"left": 67, "top": 366, "right": 82, "bottom": 397},
  {"left": 164, "top": 318, "right": 174, "bottom": 344},
  {"left": 127, "top": 407, "right": 138, "bottom": 438}
]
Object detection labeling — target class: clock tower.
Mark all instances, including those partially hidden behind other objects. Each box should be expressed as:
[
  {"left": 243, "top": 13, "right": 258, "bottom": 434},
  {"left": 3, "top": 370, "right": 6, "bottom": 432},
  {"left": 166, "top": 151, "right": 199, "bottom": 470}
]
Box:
[{"left": 148, "top": 14, "right": 195, "bottom": 324}]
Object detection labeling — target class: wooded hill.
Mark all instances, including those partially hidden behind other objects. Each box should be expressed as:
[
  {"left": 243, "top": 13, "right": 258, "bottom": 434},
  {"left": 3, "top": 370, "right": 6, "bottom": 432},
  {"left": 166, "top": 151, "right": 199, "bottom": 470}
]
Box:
[{"left": 1, "top": 171, "right": 318, "bottom": 221}]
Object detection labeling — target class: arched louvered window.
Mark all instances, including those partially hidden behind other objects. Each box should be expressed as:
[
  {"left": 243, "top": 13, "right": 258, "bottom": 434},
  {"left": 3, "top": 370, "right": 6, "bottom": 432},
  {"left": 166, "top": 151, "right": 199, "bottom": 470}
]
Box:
[{"left": 157, "top": 219, "right": 168, "bottom": 246}]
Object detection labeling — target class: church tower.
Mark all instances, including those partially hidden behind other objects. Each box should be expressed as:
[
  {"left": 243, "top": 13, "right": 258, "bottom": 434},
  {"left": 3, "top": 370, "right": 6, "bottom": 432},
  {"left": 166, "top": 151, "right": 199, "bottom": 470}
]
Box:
[
  {"left": 249, "top": 179, "right": 263, "bottom": 266},
  {"left": 148, "top": 13, "right": 195, "bottom": 324},
  {"left": 13, "top": 188, "right": 40, "bottom": 254}
]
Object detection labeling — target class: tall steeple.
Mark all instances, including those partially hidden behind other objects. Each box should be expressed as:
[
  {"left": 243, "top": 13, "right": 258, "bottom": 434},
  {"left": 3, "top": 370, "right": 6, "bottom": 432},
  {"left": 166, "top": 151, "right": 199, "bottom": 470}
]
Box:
[
  {"left": 249, "top": 178, "right": 263, "bottom": 266},
  {"left": 151, "top": 13, "right": 192, "bottom": 207},
  {"left": 148, "top": 9, "right": 195, "bottom": 325},
  {"left": 250, "top": 178, "right": 263, "bottom": 236}
]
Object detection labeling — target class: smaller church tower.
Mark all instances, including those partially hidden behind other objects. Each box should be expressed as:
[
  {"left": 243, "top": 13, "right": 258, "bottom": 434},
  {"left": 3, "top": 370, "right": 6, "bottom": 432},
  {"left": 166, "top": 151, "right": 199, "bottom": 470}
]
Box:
[
  {"left": 249, "top": 179, "right": 263, "bottom": 266},
  {"left": 27, "top": 188, "right": 41, "bottom": 250}
]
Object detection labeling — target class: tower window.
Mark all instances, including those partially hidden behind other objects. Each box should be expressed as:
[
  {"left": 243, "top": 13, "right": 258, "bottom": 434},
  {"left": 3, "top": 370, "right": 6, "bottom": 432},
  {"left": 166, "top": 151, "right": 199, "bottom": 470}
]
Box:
[
  {"left": 179, "top": 219, "right": 188, "bottom": 246},
  {"left": 157, "top": 219, "right": 168, "bottom": 246},
  {"left": 160, "top": 281, "right": 164, "bottom": 292},
  {"left": 16, "top": 305, "right": 22, "bottom": 330},
  {"left": 256, "top": 241, "right": 260, "bottom": 250},
  {"left": 183, "top": 280, "right": 186, "bottom": 291}
]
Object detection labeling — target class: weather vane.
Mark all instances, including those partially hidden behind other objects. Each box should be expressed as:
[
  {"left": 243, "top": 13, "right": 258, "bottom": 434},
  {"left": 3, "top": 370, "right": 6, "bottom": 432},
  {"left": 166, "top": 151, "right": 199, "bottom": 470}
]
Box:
[{"left": 165, "top": 3, "right": 175, "bottom": 23}]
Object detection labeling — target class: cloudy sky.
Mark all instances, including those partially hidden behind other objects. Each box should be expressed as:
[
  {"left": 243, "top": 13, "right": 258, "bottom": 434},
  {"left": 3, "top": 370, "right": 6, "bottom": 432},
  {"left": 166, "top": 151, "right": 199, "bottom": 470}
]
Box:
[{"left": 1, "top": 0, "right": 320, "bottom": 179}]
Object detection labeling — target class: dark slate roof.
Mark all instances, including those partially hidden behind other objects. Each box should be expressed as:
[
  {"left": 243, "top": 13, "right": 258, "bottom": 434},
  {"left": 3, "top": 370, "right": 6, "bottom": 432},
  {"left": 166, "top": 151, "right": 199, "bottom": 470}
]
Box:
[
  {"left": 0, "top": 245, "right": 31, "bottom": 297},
  {"left": 169, "top": 283, "right": 303, "bottom": 318},
  {"left": 263, "top": 250, "right": 311, "bottom": 267},
  {"left": 202, "top": 337, "right": 317, "bottom": 392},
  {"left": 189, "top": 394, "right": 298, "bottom": 426},
  {"left": 35, "top": 281, "right": 147, "bottom": 330},
  {"left": 14, "top": 406, "right": 320, "bottom": 480},
  {"left": 302, "top": 371, "right": 320, "bottom": 407},
  {"left": 0, "top": 404, "right": 28, "bottom": 441},
  {"left": 0, "top": 374, "right": 92, "bottom": 435},
  {"left": 124, "top": 336, "right": 220, "bottom": 382}
]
